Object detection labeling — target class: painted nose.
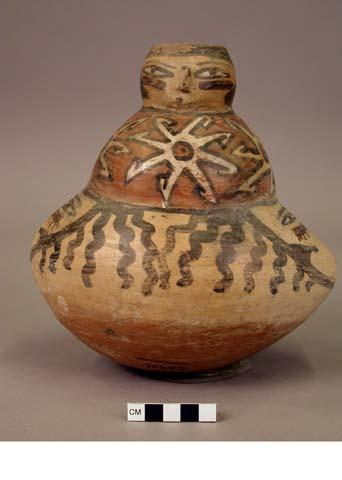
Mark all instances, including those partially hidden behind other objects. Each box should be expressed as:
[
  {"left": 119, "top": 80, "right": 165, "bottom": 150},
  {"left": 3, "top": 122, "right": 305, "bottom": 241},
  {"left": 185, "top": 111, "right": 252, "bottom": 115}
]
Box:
[{"left": 178, "top": 66, "right": 191, "bottom": 92}]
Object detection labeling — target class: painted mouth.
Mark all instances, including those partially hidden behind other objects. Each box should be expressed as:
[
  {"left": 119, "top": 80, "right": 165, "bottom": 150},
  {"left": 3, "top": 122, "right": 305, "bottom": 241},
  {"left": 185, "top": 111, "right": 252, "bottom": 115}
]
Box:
[{"left": 168, "top": 97, "right": 194, "bottom": 108}]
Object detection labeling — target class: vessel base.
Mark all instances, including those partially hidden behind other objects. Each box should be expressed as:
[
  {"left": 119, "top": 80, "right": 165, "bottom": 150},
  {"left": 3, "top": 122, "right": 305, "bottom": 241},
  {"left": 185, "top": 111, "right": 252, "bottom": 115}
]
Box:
[{"left": 131, "top": 360, "right": 251, "bottom": 383}]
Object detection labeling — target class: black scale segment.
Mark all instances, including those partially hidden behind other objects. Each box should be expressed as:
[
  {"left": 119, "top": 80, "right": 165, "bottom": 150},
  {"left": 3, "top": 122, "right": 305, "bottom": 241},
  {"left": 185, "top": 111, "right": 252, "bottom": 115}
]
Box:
[
  {"left": 180, "top": 404, "right": 199, "bottom": 422},
  {"left": 145, "top": 403, "right": 164, "bottom": 422}
]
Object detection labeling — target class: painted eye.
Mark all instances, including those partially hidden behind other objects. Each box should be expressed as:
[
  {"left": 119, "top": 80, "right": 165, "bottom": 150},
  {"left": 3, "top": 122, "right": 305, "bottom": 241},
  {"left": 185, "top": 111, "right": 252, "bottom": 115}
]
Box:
[
  {"left": 143, "top": 65, "right": 173, "bottom": 77},
  {"left": 195, "top": 67, "right": 230, "bottom": 79},
  {"left": 200, "top": 70, "right": 211, "bottom": 78}
]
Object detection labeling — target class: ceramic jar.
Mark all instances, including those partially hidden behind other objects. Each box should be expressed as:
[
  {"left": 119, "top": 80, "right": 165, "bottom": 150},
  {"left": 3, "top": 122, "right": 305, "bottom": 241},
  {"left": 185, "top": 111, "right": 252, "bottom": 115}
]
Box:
[{"left": 31, "top": 43, "right": 335, "bottom": 374}]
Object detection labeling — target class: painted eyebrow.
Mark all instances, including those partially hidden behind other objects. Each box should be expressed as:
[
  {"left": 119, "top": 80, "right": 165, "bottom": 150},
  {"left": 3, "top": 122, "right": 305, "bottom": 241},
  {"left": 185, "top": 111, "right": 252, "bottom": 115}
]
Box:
[
  {"left": 144, "top": 61, "right": 176, "bottom": 69},
  {"left": 196, "top": 61, "right": 229, "bottom": 66}
]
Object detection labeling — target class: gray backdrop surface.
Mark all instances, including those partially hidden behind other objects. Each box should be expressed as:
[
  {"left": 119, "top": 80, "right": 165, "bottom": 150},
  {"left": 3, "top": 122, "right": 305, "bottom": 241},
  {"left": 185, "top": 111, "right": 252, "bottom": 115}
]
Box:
[{"left": 0, "top": 0, "right": 341, "bottom": 440}]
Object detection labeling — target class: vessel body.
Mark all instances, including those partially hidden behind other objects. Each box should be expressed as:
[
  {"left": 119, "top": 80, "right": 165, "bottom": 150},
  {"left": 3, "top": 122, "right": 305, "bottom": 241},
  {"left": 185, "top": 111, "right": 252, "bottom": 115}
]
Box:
[{"left": 31, "top": 43, "right": 335, "bottom": 373}]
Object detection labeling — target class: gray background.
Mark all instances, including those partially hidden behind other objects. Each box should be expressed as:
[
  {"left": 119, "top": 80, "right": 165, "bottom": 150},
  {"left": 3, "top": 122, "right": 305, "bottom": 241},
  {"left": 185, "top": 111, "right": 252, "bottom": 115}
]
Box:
[{"left": 1, "top": 0, "right": 341, "bottom": 440}]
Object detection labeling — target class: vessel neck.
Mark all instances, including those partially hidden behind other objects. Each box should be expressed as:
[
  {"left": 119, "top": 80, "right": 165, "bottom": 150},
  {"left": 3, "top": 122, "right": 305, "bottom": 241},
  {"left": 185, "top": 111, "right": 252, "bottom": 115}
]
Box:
[{"left": 141, "top": 43, "right": 237, "bottom": 111}]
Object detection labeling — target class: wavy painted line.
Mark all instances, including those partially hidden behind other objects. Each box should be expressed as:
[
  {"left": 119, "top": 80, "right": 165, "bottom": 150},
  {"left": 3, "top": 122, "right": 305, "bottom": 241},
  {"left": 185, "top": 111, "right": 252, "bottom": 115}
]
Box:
[
  {"left": 214, "top": 222, "right": 245, "bottom": 293},
  {"left": 159, "top": 216, "right": 200, "bottom": 289},
  {"left": 31, "top": 228, "right": 49, "bottom": 271},
  {"left": 30, "top": 206, "right": 102, "bottom": 262},
  {"left": 292, "top": 266, "right": 305, "bottom": 292},
  {"left": 48, "top": 239, "right": 62, "bottom": 273},
  {"left": 81, "top": 212, "right": 111, "bottom": 288},
  {"left": 39, "top": 246, "right": 47, "bottom": 273},
  {"left": 244, "top": 227, "right": 267, "bottom": 293},
  {"left": 247, "top": 212, "right": 334, "bottom": 291},
  {"left": 305, "top": 280, "right": 315, "bottom": 292},
  {"left": 63, "top": 226, "right": 85, "bottom": 270},
  {"left": 269, "top": 242, "right": 288, "bottom": 295},
  {"left": 289, "top": 243, "right": 333, "bottom": 290},
  {"left": 177, "top": 217, "right": 220, "bottom": 287},
  {"left": 113, "top": 212, "right": 136, "bottom": 289},
  {"left": 132, "top": 211, "right": 159, "bottom": 296}
]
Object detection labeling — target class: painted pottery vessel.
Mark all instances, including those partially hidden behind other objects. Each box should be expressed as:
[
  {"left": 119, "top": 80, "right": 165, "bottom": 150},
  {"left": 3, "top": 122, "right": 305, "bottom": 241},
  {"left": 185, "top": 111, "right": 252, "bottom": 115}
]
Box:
[{"left": 31, "top": 43, "right": 336, "bottom": 374}]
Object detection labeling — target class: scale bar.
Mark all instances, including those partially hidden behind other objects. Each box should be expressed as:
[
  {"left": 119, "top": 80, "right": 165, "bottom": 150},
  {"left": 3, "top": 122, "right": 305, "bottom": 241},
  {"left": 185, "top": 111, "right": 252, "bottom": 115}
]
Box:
[{"left": 127, "top": 403, "right": 216, "bottom": 422}]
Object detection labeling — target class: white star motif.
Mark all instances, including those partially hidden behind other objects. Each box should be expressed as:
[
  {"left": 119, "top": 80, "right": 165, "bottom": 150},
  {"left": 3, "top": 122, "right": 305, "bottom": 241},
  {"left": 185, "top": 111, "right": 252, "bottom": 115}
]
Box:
[{"left": 126, "top": 116, "right": 237, "bottom": 205}]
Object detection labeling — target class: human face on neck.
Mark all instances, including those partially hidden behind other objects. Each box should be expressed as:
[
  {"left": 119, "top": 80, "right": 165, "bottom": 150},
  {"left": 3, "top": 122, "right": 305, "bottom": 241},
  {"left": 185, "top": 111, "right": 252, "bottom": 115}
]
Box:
[{"left": 140, "top": 52, "right": 236, "bottom": 112}]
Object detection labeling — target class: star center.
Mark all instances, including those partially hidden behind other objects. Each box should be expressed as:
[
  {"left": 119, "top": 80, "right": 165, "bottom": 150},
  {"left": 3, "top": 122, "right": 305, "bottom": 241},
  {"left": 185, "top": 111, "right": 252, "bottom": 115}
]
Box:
[{"left": 171, "top": 140, "right": 195, "bottom": 162}]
